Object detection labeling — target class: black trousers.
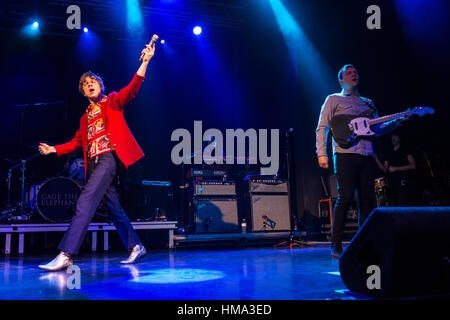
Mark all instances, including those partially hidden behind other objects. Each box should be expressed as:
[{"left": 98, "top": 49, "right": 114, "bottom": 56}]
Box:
[{"left": 332, "top": 153, "right": 377, "bottom": 242}]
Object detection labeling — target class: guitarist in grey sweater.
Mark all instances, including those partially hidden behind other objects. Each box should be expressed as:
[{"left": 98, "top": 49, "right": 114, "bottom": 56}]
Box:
[{"left": 316, "top": 64, "right": 403, "bottom": 258}]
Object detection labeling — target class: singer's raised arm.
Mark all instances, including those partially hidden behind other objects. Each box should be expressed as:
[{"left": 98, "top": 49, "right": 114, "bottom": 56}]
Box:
[{"left": 109, "top": 42, "right": 156, "bottom": 110}]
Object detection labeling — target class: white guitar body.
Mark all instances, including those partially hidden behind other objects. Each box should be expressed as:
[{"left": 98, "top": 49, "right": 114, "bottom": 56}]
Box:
[{"left": 348, "top": 117, "right": 376, "bottom": 137}]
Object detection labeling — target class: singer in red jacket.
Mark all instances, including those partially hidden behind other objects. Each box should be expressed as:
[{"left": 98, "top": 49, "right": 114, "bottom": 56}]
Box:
[
  {"left": 37, "top": 41, "right": 156, "bottom": 271},
  {"left": 52, "top": 73, "right": 145, "bottom": 177}
]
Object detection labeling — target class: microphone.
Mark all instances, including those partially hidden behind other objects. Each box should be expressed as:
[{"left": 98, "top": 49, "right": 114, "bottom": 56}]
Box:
[
  {"left": 262, "top": 215, "right": 276, "bottom": 230},
  {"left": 139, "top": 34, "right": 159, "bottom": 61}
]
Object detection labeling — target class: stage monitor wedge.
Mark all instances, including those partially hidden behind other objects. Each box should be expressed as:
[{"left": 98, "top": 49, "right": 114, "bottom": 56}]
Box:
[{"left": 339, "top": 207, "right": 450, "bottom": 298}]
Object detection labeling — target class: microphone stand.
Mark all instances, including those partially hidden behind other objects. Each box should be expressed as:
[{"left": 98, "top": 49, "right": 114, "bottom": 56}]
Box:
[{"left": 276, "top": 128, "right": 311, "bottom": 249}]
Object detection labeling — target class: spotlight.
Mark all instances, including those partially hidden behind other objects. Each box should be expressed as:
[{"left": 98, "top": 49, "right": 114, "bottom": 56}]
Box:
[
  {"left": 83, "top": 27, "right": 88, "bottom": 33},
  {"left": 193, "top": 26, "right": 202, "bottom": 35},
  {"left": 160, "top": 39, "right": 165, "bottom": 44},
  {"left": 32, "top": 21, "right": 39, "bottom": 29}
]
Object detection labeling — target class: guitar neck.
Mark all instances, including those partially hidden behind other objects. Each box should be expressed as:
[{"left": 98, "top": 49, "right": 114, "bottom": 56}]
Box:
[{"left": 368, "top": 111, "right": 408, "bottom": 126}]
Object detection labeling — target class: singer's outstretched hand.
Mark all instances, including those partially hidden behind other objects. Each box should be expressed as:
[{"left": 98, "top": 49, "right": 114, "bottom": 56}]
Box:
[{"left": 39, "top": 142, "right": 56, "bottom": 156}]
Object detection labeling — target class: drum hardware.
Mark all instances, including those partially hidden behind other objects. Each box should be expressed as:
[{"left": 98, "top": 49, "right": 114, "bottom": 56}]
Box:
[
  {"left": 28, "top": 176, "right": 109, "bottom": 223},
  {"left": 68, "top": 158, "right": 85, "bottom": 181},
  {"left": 374, "top": 176, "right": 390, "bottom": 207},
  {"left": 3, "top": 100, "right": 65, "bottom": 221},
  {"left": 2, "top": 152, "right": 41, "bottom": 221}
]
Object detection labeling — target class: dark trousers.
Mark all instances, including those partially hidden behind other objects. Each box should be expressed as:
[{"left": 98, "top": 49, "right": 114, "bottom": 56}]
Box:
[
  {"left": 59, "top": 152, "right": 140, "bottom": 255},
  {"left": 332, "top": 153, "right": 377, "bottom": 242}
]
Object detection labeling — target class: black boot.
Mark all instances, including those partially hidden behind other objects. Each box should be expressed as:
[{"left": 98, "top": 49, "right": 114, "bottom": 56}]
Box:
[{"left": 330, "top": 240, "right": 343, "bottom": 258}]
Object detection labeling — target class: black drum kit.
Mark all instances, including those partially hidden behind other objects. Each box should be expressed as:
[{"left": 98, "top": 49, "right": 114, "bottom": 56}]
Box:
[
  {"left": 1, "top": 155, "right": 109, "bottom": 224},
  {"left": 0, "top": 100, "right": 108, "bottom": 224}
]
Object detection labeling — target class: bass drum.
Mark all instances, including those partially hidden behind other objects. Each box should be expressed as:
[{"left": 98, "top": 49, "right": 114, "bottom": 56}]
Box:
[{"left": 35, "top": 177, "right": 82, "bottom": 223}]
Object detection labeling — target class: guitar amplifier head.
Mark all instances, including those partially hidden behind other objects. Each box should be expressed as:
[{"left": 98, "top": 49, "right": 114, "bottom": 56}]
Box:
[
  {"left": 248, "top": 179, "right": 288, "bottom": 194},
  {"left": 194, "top": 180, "right": 236, "bottom": 196}
]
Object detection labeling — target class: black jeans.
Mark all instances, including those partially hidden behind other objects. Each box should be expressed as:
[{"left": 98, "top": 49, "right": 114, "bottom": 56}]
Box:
[{"left": 332, "top": 153, "right": 377, "bottom": 242}]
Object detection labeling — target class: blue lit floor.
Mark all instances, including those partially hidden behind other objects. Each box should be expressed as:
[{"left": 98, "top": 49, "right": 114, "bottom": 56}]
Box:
[{"left": 0, "top": 244, "right": 370, "bottom": 300}]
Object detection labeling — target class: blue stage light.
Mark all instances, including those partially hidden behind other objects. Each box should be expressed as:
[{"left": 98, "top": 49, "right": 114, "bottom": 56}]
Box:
[
  {"left": 83, "top": 27, "right": 88, "bottom": 33},
  {"left": 160, "top": 39, "right": 165, "bottom": 44},
  {"left": 21, "top": 21, "right": 40, "bottom": 37},
  {"left": 130, "top": 268, "right": 225, "bottom": 284},
  {"left": 193, "top": 26, "right": 202, "bottom": 35}
]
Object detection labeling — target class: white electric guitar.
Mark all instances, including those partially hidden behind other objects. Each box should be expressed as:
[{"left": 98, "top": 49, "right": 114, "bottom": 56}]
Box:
[{"left": 330, "top": 106, "right": 435, "bottom": 148}]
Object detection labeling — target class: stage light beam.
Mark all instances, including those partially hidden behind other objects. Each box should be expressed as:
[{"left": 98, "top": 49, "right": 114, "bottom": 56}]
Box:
[
  {"left": 126, "top": 0, "right": 144, "bottom": 35},
  {"left": 267, "top": 0, "right": 335, "bottom": 102},
  {"left": 32, "top": 21, "right": 39, "bottom": 29},
  {"left": 83, "top": 27, "right": 88, "bottom": 33}
]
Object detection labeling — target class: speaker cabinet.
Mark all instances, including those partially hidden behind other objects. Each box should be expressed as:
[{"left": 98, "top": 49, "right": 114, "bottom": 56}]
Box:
[
  {"left": 250, "top": 194, "right": 291, "bottom": 232},
  {"left": 194, "top": 198, "right": 239, "bottom": 233},
  {"left": 339, "top": 207, "right": 450, "bottom": 298}
]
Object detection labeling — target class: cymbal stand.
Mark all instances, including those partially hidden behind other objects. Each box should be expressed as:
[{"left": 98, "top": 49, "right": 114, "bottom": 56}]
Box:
[{"left": 2, "top": 153, "right": 40, "bottom": 218}]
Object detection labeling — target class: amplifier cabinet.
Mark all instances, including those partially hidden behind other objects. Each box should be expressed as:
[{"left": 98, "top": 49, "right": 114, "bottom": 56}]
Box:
[
  {"left": 250, "top": 194, "right": 291, "bottom": 232},
  {"left": 194, "top": 198, "right": 239, "bottom": 233}
]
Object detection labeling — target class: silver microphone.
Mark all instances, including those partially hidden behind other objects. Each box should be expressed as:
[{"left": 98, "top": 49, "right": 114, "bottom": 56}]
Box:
[{"left": 139, "top": 34, "right": 159, "bottom": 61}]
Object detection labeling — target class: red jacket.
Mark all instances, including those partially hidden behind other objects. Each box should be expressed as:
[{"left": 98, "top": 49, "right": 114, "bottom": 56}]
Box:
[{"left": 54, "top": 73, "right": 145, "bottom": 177}]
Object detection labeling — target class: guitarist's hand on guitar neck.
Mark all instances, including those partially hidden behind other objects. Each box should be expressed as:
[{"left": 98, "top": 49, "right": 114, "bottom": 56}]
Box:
[{"left": 318, "top": 155, "right": 329, "bottom": 169}]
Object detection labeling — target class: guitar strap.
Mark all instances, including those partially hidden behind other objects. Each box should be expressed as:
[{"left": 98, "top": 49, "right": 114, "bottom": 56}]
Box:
[
  {"left": 359, "top": 96, "right": 377, "bottom": 117},
  {"left": 359, "top": 96, "right": 377, "bottom": 142}
]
